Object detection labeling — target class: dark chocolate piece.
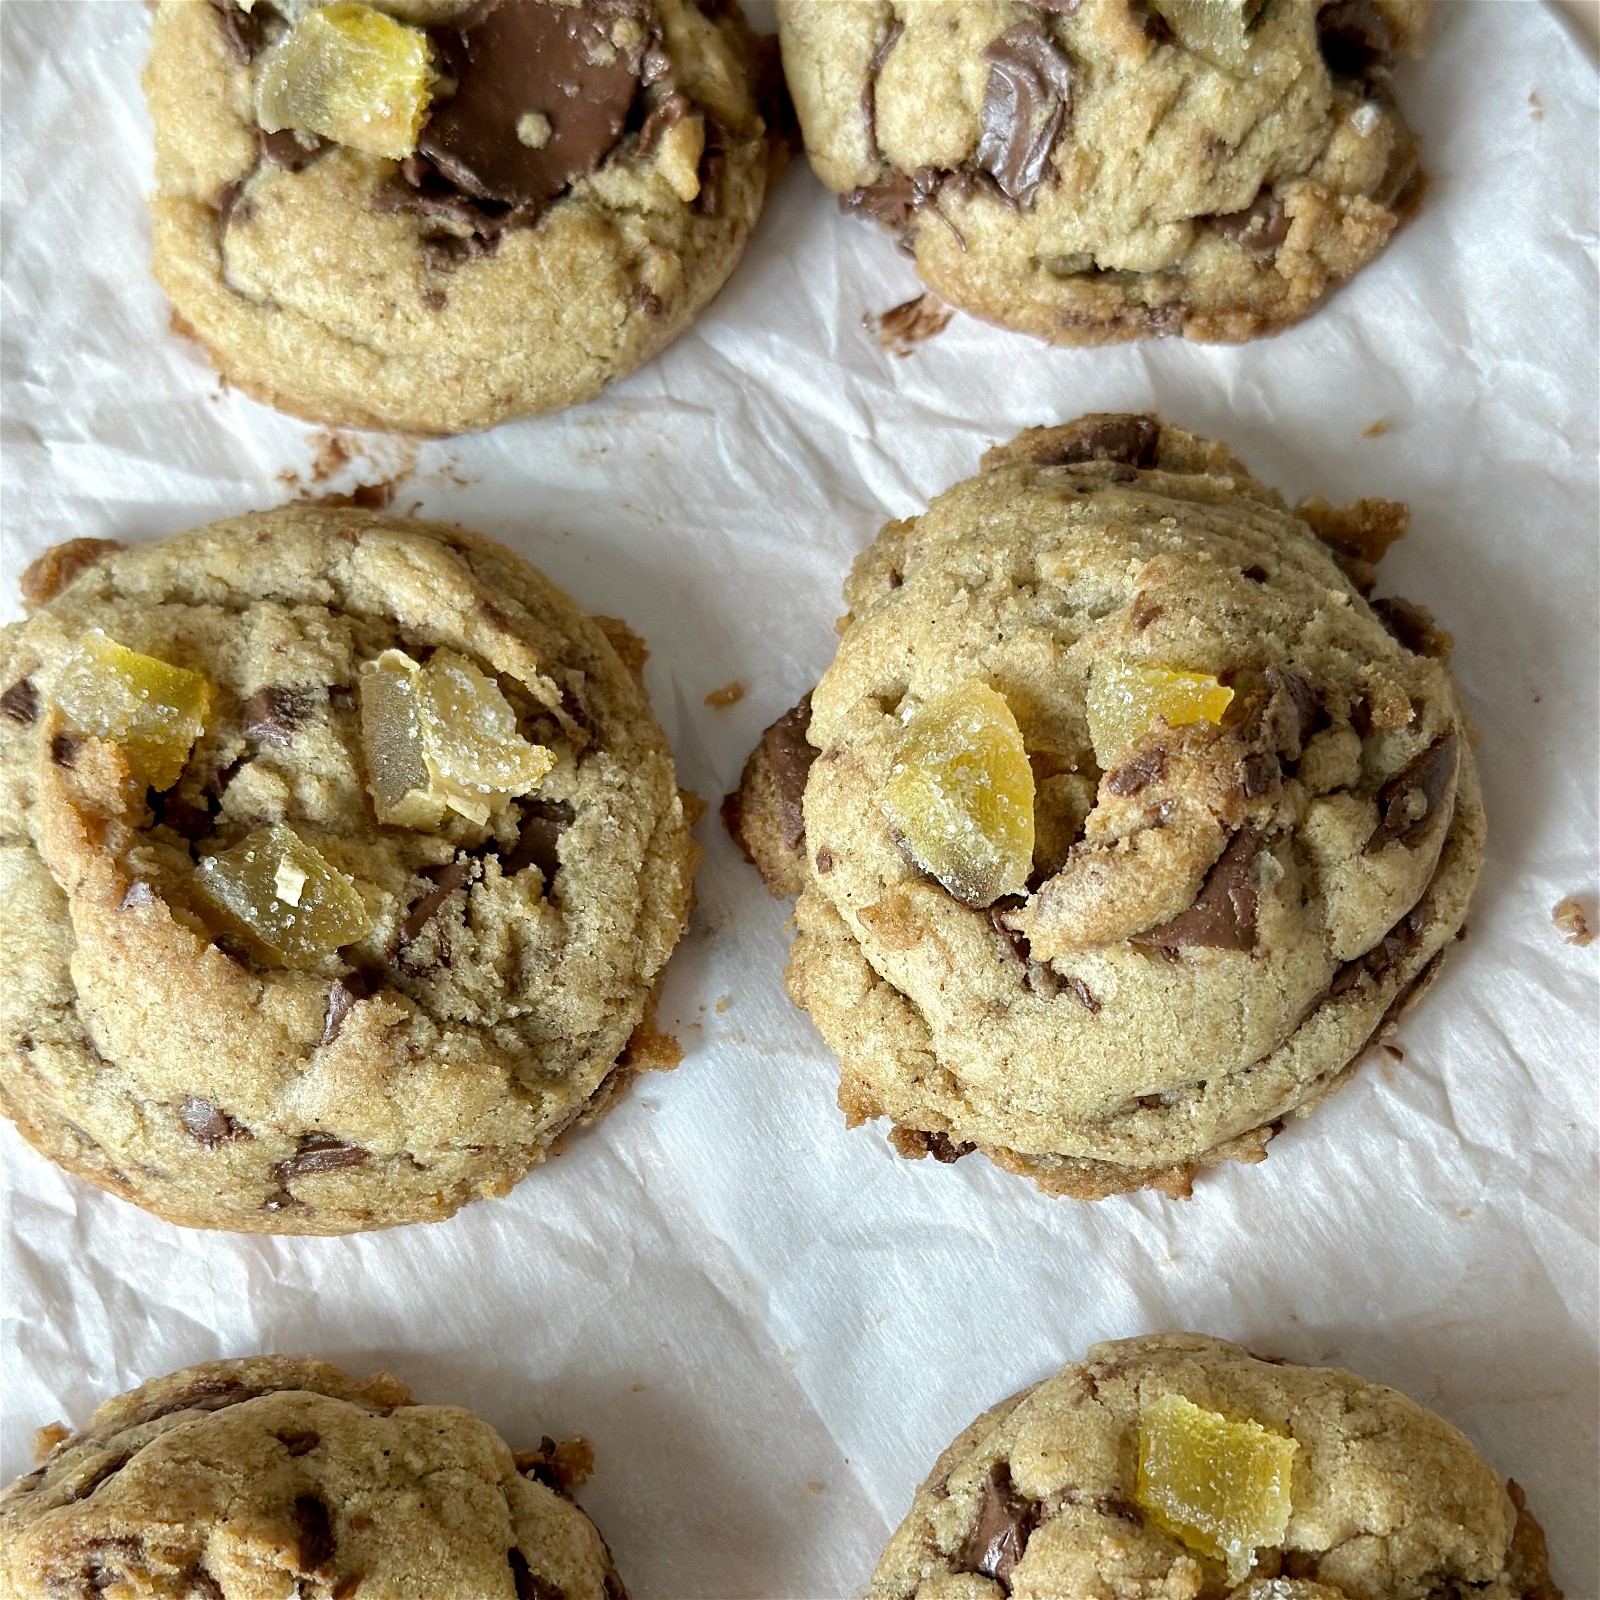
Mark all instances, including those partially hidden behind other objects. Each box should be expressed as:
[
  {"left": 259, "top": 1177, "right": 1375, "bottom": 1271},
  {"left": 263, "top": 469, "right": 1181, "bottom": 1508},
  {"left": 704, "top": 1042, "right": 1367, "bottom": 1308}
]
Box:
[
  {"left": 975, "top": 21, "right": 1073, "bottom": 207},
  {"left": 1209, "top": 190, "right": 1289, "bottom": 261},
  {"left": 500, "top": 799, "right": 575, "bottom": 884},
  {"left": 184, "top": 1566, "right": 226, "bottom": 1600},
  {"left": 1105, "top": 745, "right": 1166, "bottom": 796},
  {"left": 954, "top": 1462, "right": 1041, "bottom": 1591},
  {"left": 509, "top": 1550, "right": 566, "bottom": 1600},
  {"left": 257, "top": 127, "right": 328, "bottom": 171},
  {"left": 241, "top": 686, "right": 316, "bottom": 746},
  {"left": 276, "top": 1133, "right": 369, "bottom": 1180},
  {"left": 1134, "top": 827, "right": 1262, "bottom": 951},
  {"left": 178, "top": 1096, "right": 251, "bottom": 1149},
  {"left": 0, "top": 677, "right": 37, "bottom": 724},
  {"left": 1044, "top": 413, "right": 1161, "bottom": 469},
  {"left": 294, "top": 1494, "right": 336, "bottom": 1572},
  {"left": 421, "top": 0, "right": 643, "bottom": 209},
  {"left": 762, "top": 695, "right": 817, "bottom": 851},
  {"left": 861, "top": 20, "right": 904, "bottom": 157},
  {"left": 1317, "top": 0, "right": 1393, "bottom": 76},
  {"left": 840, "top": 165, "right": 945, "bottom": 239},
  {"left": 400, "top": 859, "right": 476, "bottom": 944},
  {"left": 1368, "top": 734, "right": 1455, "bottom": 850},
  {"left": 319, "top": 974, "right": 373, "bottom": 1047}
]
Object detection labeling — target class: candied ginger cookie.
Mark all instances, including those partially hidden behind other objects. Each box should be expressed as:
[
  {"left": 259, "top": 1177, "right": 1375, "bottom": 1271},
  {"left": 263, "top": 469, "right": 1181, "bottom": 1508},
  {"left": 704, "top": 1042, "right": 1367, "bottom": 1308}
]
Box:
[
  {"left": 0, "top": 507, "right": 696, "bottom": 1233},
  {"left": 870, "top": 1334, "right": 1559, "bottom": 1599},
  {"left": 144, "top": 0, "right": 773, "bottom": 432},
  {"left": 725, "top": 414, "right": 1483, "bottom": 1199},
  {"left": 0, "top": 1356, "right": 630, "bottom": 1600},
  {"left": 777, "top": 0, "right": 1431, "bottom": 343}
]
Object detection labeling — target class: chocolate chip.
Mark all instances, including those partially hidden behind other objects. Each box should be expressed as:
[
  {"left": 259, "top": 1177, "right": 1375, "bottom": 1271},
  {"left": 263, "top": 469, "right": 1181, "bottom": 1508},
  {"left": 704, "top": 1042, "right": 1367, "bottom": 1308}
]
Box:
[
  {"left": 1330, "top": 900, "right": 1429, "bottom": 994},
  {"left": 694, "top": 144, "right": 726, "bottom": 216},
  {"left": 50, "top": 734, "right": 81, "bottom": 768},
  {"left": 840, "top": 166, "right": 945, "bottom": 240},
  {"left": 400, "top": 859, "right": 477, "bottom": 944},
  {"left": 1040, "top": 413, "right": 1162, "bottom": 469},
  {"left": 926, "top": 1130, "right": 975, "bottom": 1163},
  {"left": 142, "top": 1377, "right": 253, "bottom": 1423},
  {"left": 1242, "top": 564, "right": 1269, "bottom": 583},
  {"left": 861, "top": 20, "right": 904, "bottom": 158},
  {"left": 955, "top": 1462, "right": 1041, "bottom": 1591},
  {"left": 80, "top": 1539, "right": 145, "bottom": 1595},
  {"left": 421, "top": 0, "right": 643, "bottom": 210},
  {"left": 1065, "top": 975, "right": 1101, "bottom": 1013},
  {"left": 499, "top": 799, "right": 575, "bottom": 884},
  {"left": 150, "top": 790, "right": 215, "bottom": 841},
  {"left": 0, "top": 677, "right": 37, "bottom": 724},
  {"left": 241, "top": 686, "right": 316, "bottom": 746},
  {"left": 257, "top": 127, "right": 327, "bottom": 171},
  {"left": 319, "top": 974, "right": 373, "bottom": 1047},
  {"left": 975, "top": 21, "right": 1074, "bottom": 207},
  {"left": 1372, "top": 595, "right": 1451, "bottom": 659},
  {"left": 814, "top": 848, "right": 835, "bottom": 873},
  {"left": 277, "top": 1431, "right": 320, "bottom": 1457},
  {"left": 1128, "top": 592, "right": 1161, "bottom": 630},
  {"left": 178, "top": 1096, "right": 251, "bottom": 1149},
  {"left": 1263, "top": 665, "right": 1322, "bottom": 755},
  {"left": 762, "top": 695, "right": 817, "bottom": 851},
  {"left": 509, "top": 1550, "right": 567, "bottom": 1600},
  {"left": 421, "top": 288, "right": 448, "bottom": 312},
  {"left": 208, "top": 0, "right": 263, "bottom": 61},
  {"left": 183, "top": 1565, "right": 225, "bottom": 1600},
  {"left": 1317, "top": 0, "right": 1393, "bottom": 75},
  {"left": 1105, "top": 746, "right": 1166, "bottom": 796},
  {"left": 277, "top": 1134, "right": 369, "bottom": 1181},
  {"left": 1368, "top": 734, "right": 1456, "bottom": 850},
  {"left": 1209, "top": 190, "right": 1289, "bottom": 261},
  {"left": 1236, "top": 749, "right": 1279, "bottom": 799},
  {"left": 294, "top": 1494, "right": 336, "bottom": 1573},
  {"left": 1134, "top": 827, "right": 1263, "bottom": 951},
  {"left": 637, "top": 88, "right": 690, "bottom": 157}
]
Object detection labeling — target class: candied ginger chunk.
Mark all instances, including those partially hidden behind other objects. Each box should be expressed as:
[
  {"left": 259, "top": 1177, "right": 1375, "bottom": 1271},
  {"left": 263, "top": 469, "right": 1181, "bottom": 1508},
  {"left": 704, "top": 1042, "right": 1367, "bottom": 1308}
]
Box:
[
  {"left": 882, "top": 682, "right": 1035, "bottom": 908},
  {"left": 52, "top": 632, "right": 211, "bottom": 791},
  {"left": 1149, "top": 0, "right": 1265, "bottom": 69},
  {"left": 198, "top": 823, "right": 372, "bottom": 967},
  {"left": 254, "top": 2, "right": 434, "bottom": 160},
  {"left": 1086, "top": 660, "right": 1233, "bottom": 767},
  {"left": 359, "top": 648, "right": 554, "bottom": 828},
  {"left": 1136, "top": 1393, "right": 1298, "bottom": 1582}
]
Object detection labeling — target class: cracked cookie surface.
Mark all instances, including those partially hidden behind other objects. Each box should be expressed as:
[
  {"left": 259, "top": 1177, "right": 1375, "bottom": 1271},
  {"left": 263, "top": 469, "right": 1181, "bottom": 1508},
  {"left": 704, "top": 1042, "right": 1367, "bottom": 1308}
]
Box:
[
  {"left": 870, "top": 1333, "right": 1557, "bottom": 1600},
  {"left": 0, "top": 506, "right": 695, "bottom": 1233},
  {"left": 727, "top": 415, "right": 1483, "bottom": 1199},
  {"left": 0, "top": 1356, "right": 628, "bottom": 1600},
  {"left": 145, "top": 0, "right": 771, "bottom": 433},
  {"left": 777, "top": 0, "right": 1430, "bottom": 343}
]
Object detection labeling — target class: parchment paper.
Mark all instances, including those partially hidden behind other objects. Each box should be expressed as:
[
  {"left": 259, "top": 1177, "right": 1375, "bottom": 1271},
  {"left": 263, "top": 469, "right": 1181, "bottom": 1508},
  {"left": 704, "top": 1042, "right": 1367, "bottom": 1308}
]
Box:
[{"left": 1, "top": 4, "right": 1596, "bottom": 1594}]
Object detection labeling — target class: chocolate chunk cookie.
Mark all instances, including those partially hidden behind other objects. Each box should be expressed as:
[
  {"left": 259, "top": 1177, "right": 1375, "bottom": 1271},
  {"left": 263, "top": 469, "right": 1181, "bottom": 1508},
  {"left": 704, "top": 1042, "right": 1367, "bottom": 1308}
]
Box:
[
  {"left": 1, "top": 1356, "right": 629, "bottom": 1599},
  {"left": 0, "top": 506, "right": 696, "bottom": 1232},
  {"left": 145, "top": 0, "right": 772, "bottom": 432},
  {"left": 778, "top": 0, "right": 1430, "bottom": 343},
  {"left": 871, "top": 1334, "right": 1558, "bottom": 1600},
  {"left": 727, "top": 415, "right": 1483, "bottom": 1198}
]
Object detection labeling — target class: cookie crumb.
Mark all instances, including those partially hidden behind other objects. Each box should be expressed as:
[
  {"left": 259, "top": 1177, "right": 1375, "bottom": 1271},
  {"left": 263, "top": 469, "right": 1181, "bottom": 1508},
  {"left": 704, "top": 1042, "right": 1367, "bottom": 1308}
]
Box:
[
  {"left": 705, "top": 681, "right": 746, "bottom": 708},
  {"left": 865, "top": 292, "right": 953, "bottom": 357},
  {"left": 33, "top": 1423, "right": 69, "bottom": 1464},
  {"left": 805, "top": 1480, "right": 824, "bottom": 1495},
  {"left": 517, "top": 111, "right": 553, "bottom": 150},
  {"left": 1552, "top": 897, "right": 1593, "bottom": 947},
  {"left": 1363, "top": 417, "right": 1389, "bottom": 438},
  {"left": 1530, "top": 91, "right": 1544, "bottom": 122},
  {"left": 714, "top": 995, "right": 730, "bottom": 1014}
]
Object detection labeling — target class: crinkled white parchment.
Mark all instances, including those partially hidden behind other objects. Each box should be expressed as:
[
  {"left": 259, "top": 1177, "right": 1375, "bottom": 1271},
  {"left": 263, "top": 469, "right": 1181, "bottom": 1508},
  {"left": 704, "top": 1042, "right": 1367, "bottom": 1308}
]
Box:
[{"left": 1, "top": 3, "right": 1596, "bottom": 1594}]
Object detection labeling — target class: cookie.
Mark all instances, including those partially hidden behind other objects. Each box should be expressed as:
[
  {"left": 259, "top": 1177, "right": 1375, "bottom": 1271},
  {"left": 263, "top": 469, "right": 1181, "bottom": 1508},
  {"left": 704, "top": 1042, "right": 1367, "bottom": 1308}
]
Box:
[
  {"left": 0, "top": 505, "right": 696, "bottom": 1233},
  {"left": 727, "top": 414, "right": 1483, "bottom": 1198},
  {"left": 1, "top": 1355, "right": 628, "bottom": 1599},
  {"left": 144, "top": 0, "right": 772, "bottom": 433},
  {"left": 777, "top": 0, "right": 1429, "bottom": 344},
  {"left": 870, "top": 1333, "right": 1558, "bottom": 1600}
]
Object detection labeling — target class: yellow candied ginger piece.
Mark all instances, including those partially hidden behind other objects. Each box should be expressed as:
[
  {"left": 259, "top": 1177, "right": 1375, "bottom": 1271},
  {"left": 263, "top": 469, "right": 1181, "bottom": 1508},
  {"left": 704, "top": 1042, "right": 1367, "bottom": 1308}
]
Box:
[
  {"left": 52, "top": 632, "right": 211, "bottom": 792},
  {"left": 254, "top": 2, "right": 434, "bottom": 160},
  {"left": 197, "top": 822, "right": 372, "bottom": 968},
  {"left": 1086, "top": 660, "right": 1233, "bottom": 767},
  {"left": 882, "top": 682, "right": 1035, "bottom": 908},
  {"left": 359, "top": 648, "right": 554, "bottom": 828},
  {"left": 1136, "top": 1393, "right": 1298, "bottom": 1583},
  {"left": 1148, "top": 0, "right": 1263, "bottom": 70}
]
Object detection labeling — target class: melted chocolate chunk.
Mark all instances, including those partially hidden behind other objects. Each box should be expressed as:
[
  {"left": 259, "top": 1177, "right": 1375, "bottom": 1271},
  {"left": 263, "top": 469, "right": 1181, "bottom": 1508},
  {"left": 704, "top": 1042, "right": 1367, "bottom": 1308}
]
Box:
[
  {"left": 1236, "top": 749, "right": 1279, "bottom": 799},
  {"left": 241, "top": 685, "right": 316, "bottom": 746},
  {"left": 861, "top": 20, "right": 905, "bottom": 158},
  {"left": 179, "top": 1096, "right": 251, "bottom": 1149},
  {"left": 209, "top": 0, "right": 264, "bottom": 62},
  {"left": 1210, "top": 190, "right": 1289, "bottom": 261},
  {"left": 69, "top": 1451, "right": 133, "bottom": 1503},
  {"left": 840, "top": 166, "right": 945, "bottom": 240},
  {"left": 1043, "top": 413, "right": 1162, "bottom": 469},
  {"left": 143, "top": 1377, "right": 254, "bottom": 1423},
  {"left": 277, "top": 1133, "right": 369, "bottom": 1181},
  {"left": 1262, "top": 665, "right": 1321, "bottom": 756},
  {"left": 955, "top": 1462, "right": 1041, "bottom": 1591},
  {"left": 509, "top": 1550, "right": 567, "bottom": 1600},
  {"left": 1372, "top": 595, "right": 1451, "bottom": 659},
  {"left": 50, "top": 734, "right": 81, "bottom": 768},
  {"left": 183, "top": 1566, "right": 226, "bottom": 1600},
  {"left": 1135, "top": 827, "right": 1262, "bottom": 951},
  {"left": 1105, "top": 745, "right": 1166, "bottom": 796},
  {"left": 637, "top": 89, "right": 690, "bottom": 157},
  {"left": 925, "top": 1130, "right": 975, "bottom": 1164},
  {"left": 294, "top": 1494, "right": 336, "bottom": 1572},
  {"left": 277, "top": 1430, "right": 320, "bottom": 1457},
  {"left": 975, "top": 21, "right": 1074, "bottom": 207},
  {"left": 373, "top": 154, "right": 538, "bottom": 270},
  {"left": 762, "top": 695, "right": 817, "bottom": 851},
  {"left": 400, "top": 859, "right": 477, "bottom": 944},
  {"left": 1368, "top": 734, "right": 1455, "bottom": 850},
  {"left": 421, "top": 0, "right": 643, "bottom": 209},
  {"left": 319, "top": 973, "right": 374, "bottom": 1047},
  {"left": 257, "top": 126, "right": 328, "bottom": 172},
  {"left": 500, "top": 798, "right": 576, "bottom": 884},
  {"left": 1066, "top": 974, "right": 1101, "bottom": 1013},
  {"left": 0, "top": 677, "right": 37, "bottom": 724},
  {"left": 1317, "top": 0, "right": 1393, "bottom": 75},
  {"left": 1330, "top": 901, "right": 1428, "bottom": 995}
]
